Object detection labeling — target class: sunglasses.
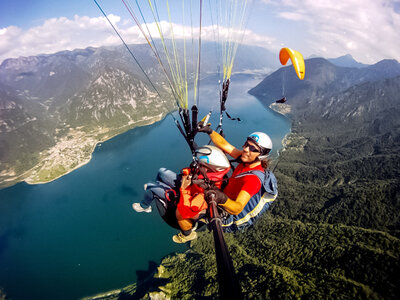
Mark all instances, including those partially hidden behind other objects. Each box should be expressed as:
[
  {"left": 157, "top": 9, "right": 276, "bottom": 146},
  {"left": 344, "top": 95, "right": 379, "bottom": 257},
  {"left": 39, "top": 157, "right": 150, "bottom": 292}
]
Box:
[{"left": 242, "top": 141, "right": 261, "bottom": 153}]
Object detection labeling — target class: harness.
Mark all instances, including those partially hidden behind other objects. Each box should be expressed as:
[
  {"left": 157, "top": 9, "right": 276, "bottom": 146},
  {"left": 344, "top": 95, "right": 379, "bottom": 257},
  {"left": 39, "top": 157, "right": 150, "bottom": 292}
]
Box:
[
  {"left": 221, "top": 169, "right": 278, "bottom": 232},
  {"left": 177, "top": 166, "right": 230, "bottom": 219}
]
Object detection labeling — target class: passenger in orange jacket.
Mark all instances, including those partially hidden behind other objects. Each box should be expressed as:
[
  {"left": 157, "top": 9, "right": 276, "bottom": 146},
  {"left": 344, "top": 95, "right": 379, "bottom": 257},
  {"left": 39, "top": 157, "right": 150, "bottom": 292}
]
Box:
[{"left": 132, "top": 145, "right": 231, "bottom": 243}]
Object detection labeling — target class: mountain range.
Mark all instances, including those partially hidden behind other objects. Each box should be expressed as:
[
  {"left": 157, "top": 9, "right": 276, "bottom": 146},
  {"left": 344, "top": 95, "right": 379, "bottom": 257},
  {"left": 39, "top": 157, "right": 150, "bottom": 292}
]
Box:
[
  {"left": 249, "top": 57, "right": 400, "bottom": 105},
  {"left": 327, "top": 54, "right": 369, "bottom": 68},
  {"left": 0, "top": 42, "right": 277, "bottom": 188}
]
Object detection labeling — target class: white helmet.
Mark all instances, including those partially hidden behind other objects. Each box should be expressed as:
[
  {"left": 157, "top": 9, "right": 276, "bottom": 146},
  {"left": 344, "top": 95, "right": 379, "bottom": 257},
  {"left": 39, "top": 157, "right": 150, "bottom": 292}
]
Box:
[
  {"left": 247, "top": 132, "right": 272, "bottom": 159},
  {"left": 195, "top": 145, "right": 230, "bottom": 171}
]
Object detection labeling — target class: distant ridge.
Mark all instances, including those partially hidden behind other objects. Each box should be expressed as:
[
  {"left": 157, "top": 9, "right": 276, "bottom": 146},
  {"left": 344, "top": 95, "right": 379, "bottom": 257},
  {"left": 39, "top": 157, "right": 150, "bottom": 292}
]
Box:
[
  {"left": 249, "top": 57, "right": 400, "bottom": 107},
  {"left": 328, "top": 54, "right": 368, "bottom": 68},
  {"left": 308, "top": 53, "right": 368, "bottom": 68}
]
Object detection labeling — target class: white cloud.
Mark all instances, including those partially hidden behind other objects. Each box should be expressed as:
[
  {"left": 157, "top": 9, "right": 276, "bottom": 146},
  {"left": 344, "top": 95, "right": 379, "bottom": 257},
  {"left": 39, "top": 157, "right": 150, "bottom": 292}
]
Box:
[
  {"left": 0, "top": 15, "right": 141, "bottom": 63},
  {"left": 267, "top": 0, "right": 400, "bottom": 63},
  {"left": 278, "top": 12, "right": 305, "bottom": 21},
  {"left": 1, "top": 2, "right": 398, "bottom": 65},
  {"left": 0, "top": 14, "right": 275, "bottom": 64},
  {"left": 0, "top": 26, "right": 22, "bottom": 57}
]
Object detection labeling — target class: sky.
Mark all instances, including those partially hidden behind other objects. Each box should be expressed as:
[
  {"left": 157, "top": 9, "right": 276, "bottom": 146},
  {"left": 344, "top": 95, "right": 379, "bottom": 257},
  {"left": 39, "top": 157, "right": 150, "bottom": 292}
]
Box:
[{"left": 0, "top": 0, "right": 400, "bottom": 65}]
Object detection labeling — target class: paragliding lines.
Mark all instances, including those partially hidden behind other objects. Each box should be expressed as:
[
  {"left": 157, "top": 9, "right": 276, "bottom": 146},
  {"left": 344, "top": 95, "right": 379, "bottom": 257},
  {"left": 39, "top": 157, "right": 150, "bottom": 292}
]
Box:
[
  {"left": 123, "top": 0, "right": 197, "bottom": 149},
  {"left": 195, "top": 0, "right": 203, "bottom": 108},
  {"left": 282, "top": 67, "right": 286, "bottom": 97},
  {"left": 149, "top": 0, "right": 186, "bottom": 108},
  {"left": 207, "top": 0, "right": 222, "bottom": 82},
  {"left": 120, "top": 0, "right": 252, "bottom": 139},
  {"left": 93, "top": 0, "right": 188, "bottom": 141},
  {"left": 205, "top": 0, "right": 252, "bottom": 136},
  {"left": 122, "top": 0, "right": 207, "bottom": 153},
  {"left": 219, "top": 0, "right": 250, "bottom": 82},
  {"left": 278, "top": 47, "right": 305, "bottom": 101},
  {"left": 166, "top": 0, "right": 187, "bottom": 108},
  {"left": 94, "top": 0, "right": 171, "bottom": 108},
  {"left": 122, "top": 1, "right": 180, "bottom": 105}
]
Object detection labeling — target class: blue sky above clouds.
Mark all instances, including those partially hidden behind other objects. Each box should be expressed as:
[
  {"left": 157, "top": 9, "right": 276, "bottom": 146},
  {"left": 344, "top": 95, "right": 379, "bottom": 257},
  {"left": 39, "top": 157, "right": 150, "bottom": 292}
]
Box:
[{"left": 0, "top": 0, "right": 399, "bottom": 64}]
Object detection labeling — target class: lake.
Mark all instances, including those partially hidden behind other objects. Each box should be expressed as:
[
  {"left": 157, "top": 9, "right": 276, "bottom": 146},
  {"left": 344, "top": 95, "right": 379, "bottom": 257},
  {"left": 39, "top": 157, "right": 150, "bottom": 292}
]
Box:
[{"left": 0, "top": 76, "right": 291, "bottom": 299}]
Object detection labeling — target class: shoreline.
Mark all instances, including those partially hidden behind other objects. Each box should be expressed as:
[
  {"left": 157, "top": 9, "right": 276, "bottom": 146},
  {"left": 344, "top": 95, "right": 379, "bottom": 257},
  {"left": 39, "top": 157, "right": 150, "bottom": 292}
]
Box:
[
  {"left": 267, "top": 102, "right": 293, "bottom": 154},
  {"left": 4, "top": 101, "right": 292, "bottom": 189},
  {"left": 24, "top": 143, "right": 98, "bottom": 186},
  {"left": 0, "top": 112, "right": 169, "bottom": 189},
  {"left": 26, "top": 112, "right": 168, "bottom": 185}
]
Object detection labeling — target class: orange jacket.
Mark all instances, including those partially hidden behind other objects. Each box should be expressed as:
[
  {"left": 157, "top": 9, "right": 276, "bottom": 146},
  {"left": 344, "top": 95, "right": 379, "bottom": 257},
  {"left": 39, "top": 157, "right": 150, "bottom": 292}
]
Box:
[{"left": 176, "top": 167, "right": 229, "bottom": 219}]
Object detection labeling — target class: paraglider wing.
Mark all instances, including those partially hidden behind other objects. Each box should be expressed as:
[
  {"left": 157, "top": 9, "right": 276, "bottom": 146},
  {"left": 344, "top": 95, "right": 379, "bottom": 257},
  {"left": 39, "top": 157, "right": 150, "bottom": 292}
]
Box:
[{"left": 279, "top": 48, "right": 305, "bottom": 80}]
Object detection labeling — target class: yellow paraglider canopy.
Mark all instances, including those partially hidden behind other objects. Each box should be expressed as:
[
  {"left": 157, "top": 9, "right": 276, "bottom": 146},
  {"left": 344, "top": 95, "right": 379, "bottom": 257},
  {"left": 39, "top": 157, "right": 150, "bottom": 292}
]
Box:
[{"left": 279, "top": 47, "right": 305, "bottom": 80}]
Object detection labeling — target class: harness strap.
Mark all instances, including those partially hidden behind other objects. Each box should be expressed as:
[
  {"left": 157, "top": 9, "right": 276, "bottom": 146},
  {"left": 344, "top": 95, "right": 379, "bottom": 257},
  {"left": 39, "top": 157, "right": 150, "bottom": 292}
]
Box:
[
  {"left": 224, "top": 111, "right": 241, "bottom": 122},
  {"left": 210, "top": 217, "right": 223, "bottom": 225},
  {"left": 164, "top": 188, "right": 177, "bottom": 202},
  {"left": 234, "top": 170, "right": 265, "bottom": 181}
]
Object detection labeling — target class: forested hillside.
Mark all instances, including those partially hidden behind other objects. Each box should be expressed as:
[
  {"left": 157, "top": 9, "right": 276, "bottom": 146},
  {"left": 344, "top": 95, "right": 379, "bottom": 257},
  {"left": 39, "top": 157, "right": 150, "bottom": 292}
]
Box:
[
  {"left": 273, "top": 76, "right": 400, "bottom": 236},
  {"left": 86, "top": 59, "right": 400, "bottom": 299}
]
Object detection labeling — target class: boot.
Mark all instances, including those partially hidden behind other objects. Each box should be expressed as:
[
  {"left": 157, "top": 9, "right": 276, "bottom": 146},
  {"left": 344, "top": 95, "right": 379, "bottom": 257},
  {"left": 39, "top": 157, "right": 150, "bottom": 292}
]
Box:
[
  {"left": 132, "top": 203, "right": 152, "bottom": 213},
  {"left": 172, "top": 231, "right": 197, "bottom": 243}
]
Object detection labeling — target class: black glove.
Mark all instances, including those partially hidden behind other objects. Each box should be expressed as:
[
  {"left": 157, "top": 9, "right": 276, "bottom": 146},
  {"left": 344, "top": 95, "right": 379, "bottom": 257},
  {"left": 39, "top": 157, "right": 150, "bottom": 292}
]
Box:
[
  {"left": 205, "top": 187, "right": 228, "bottom": 205},
  {"left": 196, "top": 121, "right": 213, "bottom": 135},
  {"left": 191, "top": 179, "right": 209, "bottom": 190}
]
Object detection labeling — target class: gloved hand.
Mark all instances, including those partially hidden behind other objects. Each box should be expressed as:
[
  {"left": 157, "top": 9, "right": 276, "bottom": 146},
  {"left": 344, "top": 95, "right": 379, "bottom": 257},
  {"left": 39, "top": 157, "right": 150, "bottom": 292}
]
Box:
[
  {"left": 196, "top": 121, "right": 213, "bottom": 135},
  {"left": 204, "top": 187, "right": 228, "bottom": 205},
  {"left": 191, "top": 179, "right": 209, "bottom": 190}
]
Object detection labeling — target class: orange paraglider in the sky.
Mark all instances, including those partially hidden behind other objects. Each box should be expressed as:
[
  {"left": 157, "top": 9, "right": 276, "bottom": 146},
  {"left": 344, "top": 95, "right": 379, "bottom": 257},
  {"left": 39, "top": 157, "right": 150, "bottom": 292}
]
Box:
[{"left": 279, "top": 47, "right": 305, "bottom": 80}]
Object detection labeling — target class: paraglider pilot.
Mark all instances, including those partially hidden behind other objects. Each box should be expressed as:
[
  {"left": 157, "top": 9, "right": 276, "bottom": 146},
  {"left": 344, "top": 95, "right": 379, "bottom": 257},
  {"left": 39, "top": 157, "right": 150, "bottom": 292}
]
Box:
[{"left": 198, "top": 123, "right": 277, "bottom": 232}]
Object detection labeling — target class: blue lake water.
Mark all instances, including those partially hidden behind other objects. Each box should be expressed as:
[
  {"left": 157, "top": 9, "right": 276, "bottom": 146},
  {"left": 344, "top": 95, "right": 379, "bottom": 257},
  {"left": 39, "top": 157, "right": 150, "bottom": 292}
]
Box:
[{"left": 0, "top": 76, "right": 291, "bottom": 299}]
